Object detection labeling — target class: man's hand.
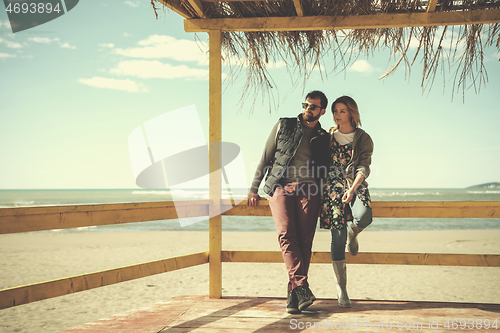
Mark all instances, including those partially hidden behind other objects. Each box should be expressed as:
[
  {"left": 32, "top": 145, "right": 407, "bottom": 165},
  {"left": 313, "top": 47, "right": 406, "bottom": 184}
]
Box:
[{"left": 247, "top": 191, "right": 264, "bottom": 207}]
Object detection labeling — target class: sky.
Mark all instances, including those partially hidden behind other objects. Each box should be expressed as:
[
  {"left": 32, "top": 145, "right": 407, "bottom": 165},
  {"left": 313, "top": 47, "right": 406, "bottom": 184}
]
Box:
[{"left": 0, "top": 0, "right": 499, "bottom": 190}]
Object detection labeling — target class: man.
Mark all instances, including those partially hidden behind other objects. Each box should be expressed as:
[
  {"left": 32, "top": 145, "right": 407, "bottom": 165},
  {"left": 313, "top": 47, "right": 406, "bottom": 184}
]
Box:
[{"left": 247, "top": 91, "right": 330, "bottom": 313}]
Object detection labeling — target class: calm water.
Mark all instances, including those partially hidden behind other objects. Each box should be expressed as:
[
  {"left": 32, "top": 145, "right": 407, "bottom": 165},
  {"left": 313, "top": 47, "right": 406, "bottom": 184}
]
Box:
[{"left": 1, "top": 188, "right": 499, "bottom": 232}]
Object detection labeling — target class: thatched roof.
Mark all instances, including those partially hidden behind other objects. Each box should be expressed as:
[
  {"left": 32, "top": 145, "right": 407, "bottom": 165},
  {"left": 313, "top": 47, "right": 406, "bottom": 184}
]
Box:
[{"left": 152, "top": 0, "right": 500, "bottom": 106}]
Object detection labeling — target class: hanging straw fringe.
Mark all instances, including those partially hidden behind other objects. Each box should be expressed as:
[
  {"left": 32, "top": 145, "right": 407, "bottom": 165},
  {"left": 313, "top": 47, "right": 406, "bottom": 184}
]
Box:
[{"left": 153, "top": 0, "right": 500, "bottom": 111}]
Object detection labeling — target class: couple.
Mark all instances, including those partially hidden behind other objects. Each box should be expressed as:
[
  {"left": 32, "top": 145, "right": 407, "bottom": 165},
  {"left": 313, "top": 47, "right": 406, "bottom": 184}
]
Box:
[{"left": 247, "top": 91, "right": 374, "bottom": 314}]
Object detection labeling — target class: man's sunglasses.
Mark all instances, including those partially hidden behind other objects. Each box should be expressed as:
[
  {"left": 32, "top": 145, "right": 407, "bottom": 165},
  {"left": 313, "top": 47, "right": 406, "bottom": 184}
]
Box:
[{"left": 302, "top": 103, "right": 321, "bottom": 111}]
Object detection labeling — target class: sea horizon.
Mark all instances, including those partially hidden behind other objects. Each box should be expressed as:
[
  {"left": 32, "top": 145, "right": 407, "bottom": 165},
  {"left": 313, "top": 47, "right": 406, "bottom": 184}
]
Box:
[{"left": 1, "top": 187, "right": 500, "bottom": 205}]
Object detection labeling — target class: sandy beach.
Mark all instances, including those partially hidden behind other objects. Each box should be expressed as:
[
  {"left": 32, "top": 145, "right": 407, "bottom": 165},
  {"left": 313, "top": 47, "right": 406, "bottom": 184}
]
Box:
[{"left": 0, "top": 229, "right": 499, "bottom": 332}]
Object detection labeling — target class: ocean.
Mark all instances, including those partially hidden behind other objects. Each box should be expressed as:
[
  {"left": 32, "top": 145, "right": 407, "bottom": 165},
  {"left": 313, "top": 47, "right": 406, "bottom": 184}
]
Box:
[{"left": 0, "top": 189, "right": 499, "bottom": 232}]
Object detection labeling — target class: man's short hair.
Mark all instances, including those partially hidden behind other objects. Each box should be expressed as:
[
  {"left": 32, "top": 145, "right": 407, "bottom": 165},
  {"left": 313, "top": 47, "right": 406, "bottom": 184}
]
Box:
[{"left": 305, "top": 90, "right": 328, "bottom": 110}]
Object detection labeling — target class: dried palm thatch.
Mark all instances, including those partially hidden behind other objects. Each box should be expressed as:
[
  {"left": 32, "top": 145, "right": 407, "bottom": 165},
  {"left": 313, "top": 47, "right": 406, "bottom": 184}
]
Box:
[{"left": 152, "top": 0, "right": 500, "bottom": 110}]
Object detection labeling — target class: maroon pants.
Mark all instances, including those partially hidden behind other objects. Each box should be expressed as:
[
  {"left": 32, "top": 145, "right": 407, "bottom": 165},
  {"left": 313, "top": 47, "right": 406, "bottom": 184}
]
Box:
[{"left": 269, "top": 182, "right": 320, "bottom": 292}]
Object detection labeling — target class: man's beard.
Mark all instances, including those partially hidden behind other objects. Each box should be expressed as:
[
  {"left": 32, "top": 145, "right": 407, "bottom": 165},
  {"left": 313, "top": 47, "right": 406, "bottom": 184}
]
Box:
[{"left": 303, "top": 112, "right": 320, "bottom": 122}]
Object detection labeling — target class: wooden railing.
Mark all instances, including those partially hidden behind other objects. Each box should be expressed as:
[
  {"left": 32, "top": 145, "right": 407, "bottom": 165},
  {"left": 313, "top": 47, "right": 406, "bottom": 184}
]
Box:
[
  {"left": 0, "top": 200, "right": 499, "bottom": 309},
  {"left": 0, "top": 200, "right": 209, "bottom": 234}
]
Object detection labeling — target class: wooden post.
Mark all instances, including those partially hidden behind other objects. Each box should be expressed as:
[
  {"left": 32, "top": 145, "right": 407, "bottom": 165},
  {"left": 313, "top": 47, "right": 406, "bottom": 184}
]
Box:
[
  {"left": 208, "top": 29, "right": 222, "bottom": 299},
  {"left": 427, "top": 0, "right": 438, "bottom": 12}
]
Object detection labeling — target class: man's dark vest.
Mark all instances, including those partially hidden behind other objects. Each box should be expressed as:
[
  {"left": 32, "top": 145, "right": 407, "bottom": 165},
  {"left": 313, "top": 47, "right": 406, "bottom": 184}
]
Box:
[{"left": 263, "top": 116, "right": 330, "bottom": 195}]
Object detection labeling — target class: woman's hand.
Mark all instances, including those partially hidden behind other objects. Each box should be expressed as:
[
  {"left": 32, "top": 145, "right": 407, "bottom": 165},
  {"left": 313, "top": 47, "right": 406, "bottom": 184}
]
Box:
[
  {"left": 342, "top": 189, "right": 355, "bottom": 203},
  {"left": 343, "top": 172, "right": 365, "bottom": 203}
]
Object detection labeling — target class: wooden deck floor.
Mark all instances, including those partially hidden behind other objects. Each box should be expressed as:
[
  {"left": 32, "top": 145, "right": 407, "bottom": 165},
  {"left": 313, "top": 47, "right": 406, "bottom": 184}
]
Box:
[{"left": 60, "top": 295, "right": 500, "bottom": 332}]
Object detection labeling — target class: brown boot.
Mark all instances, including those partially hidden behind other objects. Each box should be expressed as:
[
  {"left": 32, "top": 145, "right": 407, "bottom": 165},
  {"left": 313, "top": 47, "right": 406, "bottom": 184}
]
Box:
[{"left": 347, "top": 223, "right": 364, "bottom": 256}]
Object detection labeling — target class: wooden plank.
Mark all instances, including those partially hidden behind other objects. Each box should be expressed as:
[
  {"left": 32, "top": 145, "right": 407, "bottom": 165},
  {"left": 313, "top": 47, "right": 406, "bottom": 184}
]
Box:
[
  {"left": 292, "top": 0, "right": 303, "bottom": 17},
  {"left": 184, "top": 8, "right": 500, "bottom": 32},
  {"left": 0, "top": 252, "right": 209, "bottom": 310},
  {"left": 0, "top": 201, "right": 210, "bottom": 234},
  {"left": 2, "top": 200, "right": 497, "bottom": 234},
  {"left": 222, "top": 200, "right": 500, "bottom": 218},
  {"left": 427, "top": 0, "right": 438, "bottom": 13},
  {"left": 187, "top": 0, "right": 205, "bottom": 18},
  {"left": 156, "top": 0, "right": 192, "bottom": 19},
  {"left": 201, "top": 0, "right": 267, "bottom": 1},
  {"left": 209, "top": 29, "right": 222, "bottom": 299},
  {"left": 221, "top": 199, "right": 272, "bottom": 216},
  {"left": 222, "top": 250, "right": 500, "bottom": 267},
  {"left": 346, "top": 252, "right": 500, "bottom": 267},
  {"left": 222, "top": 250, "right": 283, "bottom": 263},
  {"left": 371, "top": 201, "right": 500, "bottom": 218},
  {"left": 0, "top": 200, "right": 209, "bottom": 216}
]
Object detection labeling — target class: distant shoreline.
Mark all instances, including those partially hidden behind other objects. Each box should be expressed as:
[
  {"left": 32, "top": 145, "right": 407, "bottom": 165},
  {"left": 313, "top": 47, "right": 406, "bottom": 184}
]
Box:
[{"left": 466, "top": 182, "right": 500, "bottom": 189}]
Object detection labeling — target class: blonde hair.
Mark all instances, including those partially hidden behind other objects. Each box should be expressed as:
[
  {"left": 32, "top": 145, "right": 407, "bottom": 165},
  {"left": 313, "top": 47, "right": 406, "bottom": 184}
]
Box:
[{"left": 330, "top": 95, "right": 362, "bottom": 132}]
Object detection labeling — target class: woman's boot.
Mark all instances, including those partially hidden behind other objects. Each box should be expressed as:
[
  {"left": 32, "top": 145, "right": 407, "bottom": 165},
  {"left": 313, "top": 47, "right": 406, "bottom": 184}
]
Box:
[
  {"left": 332, "top": 260, "right": 351, "bottom": 307},
  {"left": 347, "top": 223, "right": 364, "bottom": 256}
]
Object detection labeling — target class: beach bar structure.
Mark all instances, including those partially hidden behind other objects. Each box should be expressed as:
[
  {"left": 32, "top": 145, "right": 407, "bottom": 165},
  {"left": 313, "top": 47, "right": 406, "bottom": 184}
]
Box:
[{"left": 1, "top": 0, "right": 500, "bottom": 331}]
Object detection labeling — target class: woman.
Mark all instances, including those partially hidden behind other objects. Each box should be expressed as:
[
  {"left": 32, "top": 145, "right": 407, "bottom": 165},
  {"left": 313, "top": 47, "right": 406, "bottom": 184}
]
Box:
[{"left": 319, "top": 95, "right": 374, "bottom": 307}]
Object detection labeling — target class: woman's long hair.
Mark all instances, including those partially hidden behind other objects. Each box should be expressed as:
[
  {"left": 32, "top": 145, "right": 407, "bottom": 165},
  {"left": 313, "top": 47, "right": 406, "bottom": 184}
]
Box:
[{"left": 330, "top": 96, "right": 362, "bottom": 133}]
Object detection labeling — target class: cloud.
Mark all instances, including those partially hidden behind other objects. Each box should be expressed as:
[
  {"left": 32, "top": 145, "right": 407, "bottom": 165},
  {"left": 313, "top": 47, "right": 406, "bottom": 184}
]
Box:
[
  {"left": 99, "top": 43, "right": 115, "bottom": 48},
  {"left": 60, "top": 42, "right": 76, "bottom": 50},
  {"left": 125, "top": 1, "right": 140, "bottom": 7},
  {"left": 223, "top": 54, "right": 324, "bottom": 73},
  {"left": 348, "top": 60, "right": 375, "bottom": 75},
  {"left": 5, "top": 41, "right": 22, "bottom": 49},
  {"left": 0, "top": 52, "right": 15, "bottom": 59},
  {"left": 268, "top": 60, "right": 287, "bottom": 69},
  {"left": 407, "top": 27, "right": 467, "bottom": 53},
  {"left": 0, "top": 37, "right": 23, "bottom": 49},
  {"left": 223, "top": 56, "right": 290, "bottom": 70},
  {"left": 114, "top": 34, "right": 208, "bottom": 65},
  {"left": 109, "top": 60, "right": 209, "bottom": 80},
  {"left": 78, "top": 77, "right": 149, "bottom": 93},
  {"left": 25, "top": 37, "right": 76, "bottom": 50},
  {"left": 0, "top": 20, "right": 11, "bottom": 29},
  {"left": 306, "top": 62, "right": 326, "bottom": 72},
  {"left": 28, "top": 37, "right": 60, "bottom": 44},
  {"left": 488, "top": 52, "right": 499, "bottom": 62}
]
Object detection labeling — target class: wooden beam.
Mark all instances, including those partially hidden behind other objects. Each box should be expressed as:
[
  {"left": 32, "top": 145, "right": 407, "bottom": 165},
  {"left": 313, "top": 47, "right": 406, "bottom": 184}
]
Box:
[
  {"left": 345, "top": 252, "right": 500, "bottom": 266},
  {"left": 0, "top": 252, "right": 208, "bottom": 309},
  {"left": 187, "top": 0, "right": 205, "bottom": 18},
  {"left": 221, "top": 251, "right": 500, "bottom": 267},
  {"left": 222, "top": 250, "right": 283, "bottom": 263},
  {"left": 156, "top": 0, "right": 192, "bottom": 19},
  {"left": 2, "top": 200, "right": 497, "bottom": 235},
  {"left": 371, "top": 201, "right": 500, "bottom": 218},
  {"left": 292, "top": 0, "right": 303, "bottom": 17},
  {"left": 221, "top": 199, "right": 272, "bottom": 216},
  {"left": 0, "top": 200, "right": 210, "bottom": 234},
  {"left": 185, "top": 8, "right": 500, "bottom": 32},
  {"left": 208, "top": 29, "right": 222, "bottom": 299},
  {"left": 427, "top": 0, "right": 438, "bottom": 13},
  {"left": 221, "top": 200, "right": 500, "bottom": 218},
  {"left": 201, "top": 0, "right": 264, "bottom": 2}
]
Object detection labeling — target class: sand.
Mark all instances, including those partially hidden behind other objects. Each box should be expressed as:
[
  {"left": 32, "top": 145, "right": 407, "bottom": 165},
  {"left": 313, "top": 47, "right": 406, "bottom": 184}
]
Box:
[{"left": 0, "top": 229, "right": 499, "bottom": 332}]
